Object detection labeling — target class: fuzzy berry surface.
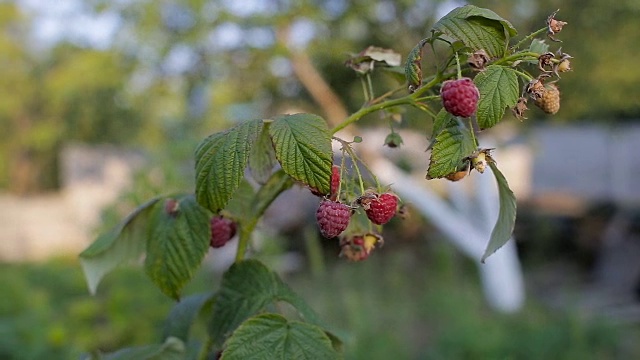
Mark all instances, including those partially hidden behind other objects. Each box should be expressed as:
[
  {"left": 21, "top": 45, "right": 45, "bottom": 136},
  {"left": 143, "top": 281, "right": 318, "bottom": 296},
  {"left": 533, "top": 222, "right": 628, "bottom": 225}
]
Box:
[
  {"left": 365, "top": 193, "right": 398, "bottom": 225},
  {"left": 441, "top": 78, "right": 480, "bottom": 118},
  {"left": 316, "top": 200, "right": 351, "bottom": 238},
  {"left": 534, "top": 84, "right": 560, "bottom": 114},
  {"left": 210, "top": 216, "right": 237, "bottom": 248}
]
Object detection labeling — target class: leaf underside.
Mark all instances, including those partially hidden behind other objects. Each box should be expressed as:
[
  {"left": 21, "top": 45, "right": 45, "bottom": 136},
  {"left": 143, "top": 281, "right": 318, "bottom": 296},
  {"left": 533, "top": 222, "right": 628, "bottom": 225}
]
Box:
[{"left": 481, "top": 162, "right": 517, "bottom": 262}]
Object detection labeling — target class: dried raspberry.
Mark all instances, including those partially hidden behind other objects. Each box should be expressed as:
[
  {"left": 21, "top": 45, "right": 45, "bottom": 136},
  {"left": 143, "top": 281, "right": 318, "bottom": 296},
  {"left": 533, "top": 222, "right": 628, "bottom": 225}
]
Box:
[
  {"left": 534, "top": 84, "right": 560, "bottom": 114},
  {"left": 316, "top": 200, "right": 351, "bottom": 238},
  {"left": 365, "top": 193, "right": 398, "bottom": 225},
  {"left": 210, "top": 216, "right": 237, "bottom": 248},
  {"left": 441, "top": 78, "right": 480, "bottom": 118}
]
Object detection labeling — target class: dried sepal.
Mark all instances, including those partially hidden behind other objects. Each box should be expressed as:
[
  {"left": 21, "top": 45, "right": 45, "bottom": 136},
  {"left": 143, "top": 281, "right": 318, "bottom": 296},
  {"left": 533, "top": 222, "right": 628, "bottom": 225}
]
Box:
[
  {"left": 467, "top": 49, "right": 490, "bottom": 71},
  {"left": 526, "top": 77, "right": 546, "bottom": 100},
  {"left": 547, "top": 9, "right": 567, "bottom": 42},
  {"left": 512, "top": 97, "right": 529, "bottom": 120},
  {"left": 537, "top": 52, "right": 555, "bottom": 73}
]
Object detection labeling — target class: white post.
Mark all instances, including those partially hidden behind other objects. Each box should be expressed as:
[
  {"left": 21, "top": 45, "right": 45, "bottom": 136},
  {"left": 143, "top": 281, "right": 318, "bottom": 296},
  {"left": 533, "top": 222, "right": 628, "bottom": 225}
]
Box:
[{"left": 371, "top": 158, "right": 525, "bottom": 313}]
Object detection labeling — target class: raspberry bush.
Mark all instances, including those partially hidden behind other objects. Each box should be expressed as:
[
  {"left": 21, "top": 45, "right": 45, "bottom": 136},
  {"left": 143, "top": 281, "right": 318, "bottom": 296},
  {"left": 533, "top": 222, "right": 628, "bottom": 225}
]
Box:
[{"left": 79, "top": 6, "right": 571, "bottom": 359}]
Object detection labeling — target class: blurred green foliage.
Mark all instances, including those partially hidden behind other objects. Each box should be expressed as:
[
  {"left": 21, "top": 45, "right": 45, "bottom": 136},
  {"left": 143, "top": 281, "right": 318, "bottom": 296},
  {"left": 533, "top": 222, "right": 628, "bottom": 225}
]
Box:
[{"left": 2, "top": 242, "right": 638, "bottom": 359}]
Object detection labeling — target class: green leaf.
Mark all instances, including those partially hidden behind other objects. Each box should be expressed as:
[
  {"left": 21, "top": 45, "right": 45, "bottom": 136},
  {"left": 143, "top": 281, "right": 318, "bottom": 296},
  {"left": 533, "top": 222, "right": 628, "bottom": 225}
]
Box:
[
  {"left": 162, "top": 292, "right": 215, "bottom": 342},
  {"left": 528, "top": 39, "right": 549, "bottom": 62},
  {"left": 481, "top": 162, "right": 517, "bottom": 263},
  {"left": 195, "top": 119, "right": 263, "bottom": 213},
  {"left": 269, "top": 113, "right": 332, "bottom": 194},
  {"left": 405, "top": 39, "right": 427, "bottom": 92},
  {"left": 224, "top": 179, "right": 257, "bottom": 224},
  {"left": 431, "top": 5, "right": 517, "bottom": 58},
  {"left": 208, "top": 259, "right": 322, "bottom": 348},
  {"left": 427, "top": 118, "right": 476, "bottom": 179},
  {"left": 89, "top": 336, "right": 185, "bottom": 360},
  {"left": 79, "top": 197, "right": 161, "bottom": 295},
  {"left": 221, "top": 314, "right": 340, "bottom": 360},
  {"left": 474, "top": 65, "right": 520, "bottom": 129},
  {"left": 248, "top": 121, "right": 278, "bottom": 184},
  {"left": 145, "top": 195, "right": 213, "bottom": 300}
]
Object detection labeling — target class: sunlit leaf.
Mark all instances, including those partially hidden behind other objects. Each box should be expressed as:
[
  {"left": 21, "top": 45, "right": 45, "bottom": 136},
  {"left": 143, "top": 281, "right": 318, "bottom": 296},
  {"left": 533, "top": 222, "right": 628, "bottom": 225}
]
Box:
[
  {"left": 145, "top": 195, "right": 212, "bottom": 300},
  {"left": 431, "top": 5, "right": 517, "bottom": 57},
  {"left": 474, "top": 65, "right": 520, "bottom": 129},
  {"left": 269, "top": 114, "right": 332, "bottom": 194},
  {"left": 195, "top": 119, "right": 263, "bottom": 213}
]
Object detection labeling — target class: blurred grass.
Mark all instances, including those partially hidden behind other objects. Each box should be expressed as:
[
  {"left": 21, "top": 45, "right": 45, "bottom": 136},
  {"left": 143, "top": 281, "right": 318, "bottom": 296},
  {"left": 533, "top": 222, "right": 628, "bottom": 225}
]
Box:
[{"left": 0, "top": 239, "right": 637, "bottom": 360}]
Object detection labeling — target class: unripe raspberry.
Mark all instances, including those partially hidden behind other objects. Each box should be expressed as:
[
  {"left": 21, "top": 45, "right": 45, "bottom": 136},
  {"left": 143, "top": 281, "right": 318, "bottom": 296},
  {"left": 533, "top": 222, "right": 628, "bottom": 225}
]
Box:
[
  {"left": 316, "top": 200, "right": 351, "bottom": 238},
  {"left": 364, "top": 192, "right": 399, "bottom": 225},
  {"left": 339, "top": 233, "right": 382, "bottom": 262},
  {"left": 534, "top": 84, "right": 560, "bottom": 114},
  {"left": 210, "top": 216, "right": 237, "bottom": 248},
  {"left": 441, "top": 78, "right": 480, "bottom": 118}
]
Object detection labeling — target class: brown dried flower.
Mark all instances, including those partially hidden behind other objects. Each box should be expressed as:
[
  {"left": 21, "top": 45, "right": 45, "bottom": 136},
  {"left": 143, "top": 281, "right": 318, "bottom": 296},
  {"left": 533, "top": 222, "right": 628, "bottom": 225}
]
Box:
[{"left": 547, "top": 9, "right": 567, "bottom": 42}]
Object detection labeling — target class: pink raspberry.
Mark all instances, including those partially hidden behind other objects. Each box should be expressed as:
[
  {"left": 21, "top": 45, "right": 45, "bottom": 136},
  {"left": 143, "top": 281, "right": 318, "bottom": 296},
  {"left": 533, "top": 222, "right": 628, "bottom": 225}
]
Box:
[
  {"left": 210, "top": 216, "right": 237, "bottom": 248},
  {"left": 365, "top": 193, "right": 398, "bottom": 225},
  {"left": 441, "top": 78, "right": 480, "bottom": 118},
  {"left": 316, "top": 200, "right": 351, "bottom": 238}
]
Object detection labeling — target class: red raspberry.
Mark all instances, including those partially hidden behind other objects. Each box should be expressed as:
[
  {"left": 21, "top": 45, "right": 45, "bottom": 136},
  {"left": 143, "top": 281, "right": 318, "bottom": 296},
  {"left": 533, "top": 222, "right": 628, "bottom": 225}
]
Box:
[
  {"left": 441, "top": 78, "right": 480, "bottom": 118},
  {"left": 316, "top": 200, "right": 351, "bottom": 238},
  {"left": 365, "top": 193, "right": 398, "bottom": 225},
  {"left": 210, "top": 216, "right": 237, "bottom": 248}
]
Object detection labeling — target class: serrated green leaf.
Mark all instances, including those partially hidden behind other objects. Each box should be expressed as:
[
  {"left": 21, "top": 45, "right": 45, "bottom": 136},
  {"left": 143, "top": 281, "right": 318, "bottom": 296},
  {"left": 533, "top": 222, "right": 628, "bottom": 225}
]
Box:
[
  {"left": 89, "top": 336, "right": 185, "bottom": 360},
  {"left": 162, "top": 292, "right": 215, "bottom": 342},
  {"left": 432, "top": 108, "right": 455, "bottom": 138},
  {"left": 481, "top": 162, "right": 517, "bottom": 263},
  {"left": 269, "top": 113, "right": 332, "bottom": 194},
  {"left": 432, "top": 5, "right": 517, "bottom": 58},
  {"left": 427, "top": 118, "right": 476, "bottom": 179},
  {"left": 208, "top": 259, "right": 323, "bottom": 349},
  {"left": 249, "top": 121, "right": 278, "bottom": 184},
  {"left": 474, "top": 65, "right": 520, "bottom": 129},
  {"left": 221, "top": 314, "right": 340, "bottom": 360},
  {"left": 405, "top": 39, "right": 427, "bottom": 92},
  {"left": 145, "top": 195, "right": 213, "bottom": 300},
  {"left": 79, "top": 197, "right": 161, "bottom": 295},
  {"left": 195, "top": 119, "right": 263, "bottom": 213}
]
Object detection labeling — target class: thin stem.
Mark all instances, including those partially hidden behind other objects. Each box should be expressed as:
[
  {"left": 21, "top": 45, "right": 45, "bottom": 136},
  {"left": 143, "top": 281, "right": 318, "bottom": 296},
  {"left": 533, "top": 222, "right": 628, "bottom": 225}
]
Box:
[
  {"left": 512, "top": 27, "right": 547, "bottom": 50},
  {"left": 331, "top": 96, "right": 414, "bottom": 134},
  {"left": 366, "top": 73, "right": 375, "bottom": 101},
  {"left": 454, "top": 52, "right": 462, "bottom": 79},
  {"left": 511, "top": 68, "right": 534, "bottom": 81},
  {"left": 360, "top": 76, "right": 370, "bottom": 103},
  {"left": 493, "top": 51, "right": 539, "bottom": 66},
  {"left": 342, "top": 144, "right": 366, "bottom": 195}
]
